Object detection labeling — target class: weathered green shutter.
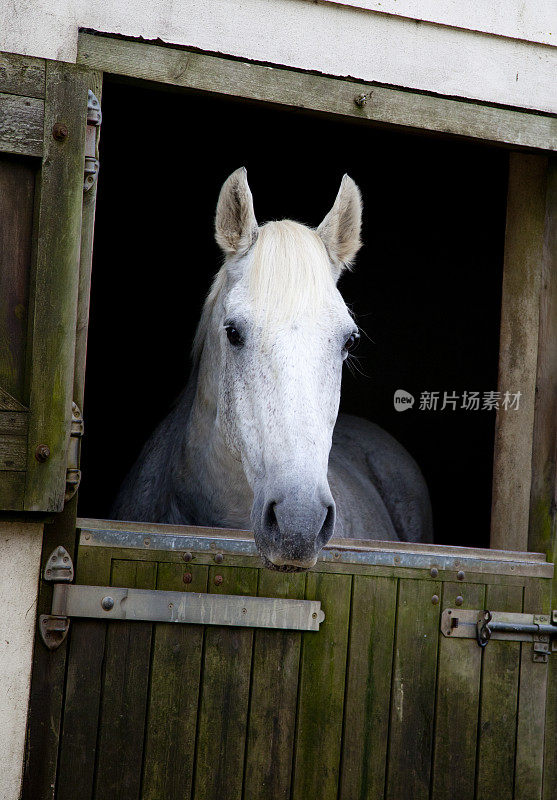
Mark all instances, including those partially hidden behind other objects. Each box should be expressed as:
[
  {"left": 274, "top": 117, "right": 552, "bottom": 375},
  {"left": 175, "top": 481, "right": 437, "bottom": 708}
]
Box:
[{"left": 0, "top": 55, "right": 89, "bottom": 512}]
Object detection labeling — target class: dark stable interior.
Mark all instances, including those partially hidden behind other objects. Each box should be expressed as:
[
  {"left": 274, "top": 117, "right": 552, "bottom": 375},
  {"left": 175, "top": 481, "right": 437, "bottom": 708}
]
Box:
[{"left": 78, "top": 77, "right": 509, "bottom": 548}]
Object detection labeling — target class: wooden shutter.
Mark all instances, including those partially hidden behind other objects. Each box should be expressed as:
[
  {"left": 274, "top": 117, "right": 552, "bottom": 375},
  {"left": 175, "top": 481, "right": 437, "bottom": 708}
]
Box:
[{"left": 0, "top": 55, "right": 90, "bottom": 511}]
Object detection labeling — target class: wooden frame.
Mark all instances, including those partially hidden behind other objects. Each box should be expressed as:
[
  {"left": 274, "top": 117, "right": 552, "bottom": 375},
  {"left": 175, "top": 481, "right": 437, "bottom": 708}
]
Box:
[
  {"left": 75, "top": 31, "right": 557, "bottom": 555},
  {"left": 0, "top": 58, "right": 90, "bottom": 512}
]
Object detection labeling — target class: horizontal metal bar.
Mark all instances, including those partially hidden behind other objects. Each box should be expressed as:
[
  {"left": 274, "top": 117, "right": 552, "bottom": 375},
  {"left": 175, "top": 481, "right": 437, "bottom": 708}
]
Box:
[
  {"left": 488, "top": 621, "right": 556, "bottom": 637},
  {"left": 52, "top": 584, "right": 324, "bottom": 631},
  {"left": 441, "top": 609, "right": 555, "bottom": 643},
  {"left": 77, "top": 523, "right": 554, "bottom": 579}
]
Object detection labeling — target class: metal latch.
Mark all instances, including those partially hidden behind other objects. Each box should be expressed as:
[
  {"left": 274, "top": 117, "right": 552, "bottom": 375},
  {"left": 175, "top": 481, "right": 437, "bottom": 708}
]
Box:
[
  {"left": 65, "top": 402, "right": 83, "bottom": 502},
  {"left": 84, "top": 89, "right": 101, "bottom": 192},
  {"left": 39, "top": 547, "right": 325, "bottom": 651},
  {"left": 441, "top": 608, "right": 557, "bottom": 663}
]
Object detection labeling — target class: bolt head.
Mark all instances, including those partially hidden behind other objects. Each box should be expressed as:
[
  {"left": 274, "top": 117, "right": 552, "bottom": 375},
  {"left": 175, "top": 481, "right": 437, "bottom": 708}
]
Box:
[
  {"left": 52, "top": 122, "right": 68, "bottom": 141},
  {"left": 214, "top": 575, "right": 223, "bottom": 586},
  {"left": 455, "top": 595, "right": 464, "bottom": 606},
  {"left": 183, "top": 572, "right": 193, "bottom": 584},
  {"left": 430, "top": 567, "right": 439, "bottom": 578},
  {"left": 182, "top": 551, "right": 193, "bottom": 562},
  {"left": 457, "top": 570, "right": 465, "bottom": 581},
  {"left": 354, "top": 93, "right": 368, "bottom": 108},
  {"left": 101, "top": 596, "right": 114, "bottom": 611},
  {"left": 214, "top": 553, "right": 224, "bottom": 564},
  {"left": 35, "top": 444, "right": 50, "bottom": 462},
  {"left": 431, "top": 594, "right": 440, "bottom": 605}
]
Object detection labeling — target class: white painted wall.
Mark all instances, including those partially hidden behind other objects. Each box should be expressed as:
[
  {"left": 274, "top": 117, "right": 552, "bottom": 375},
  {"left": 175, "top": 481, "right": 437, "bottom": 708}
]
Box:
[
  {"left": 0, "top": 0, "right": 556, "bottom": 113},
  {"left": 327, "top": 0, "right": 555, "bottom": 45},
  {"left": 0, "top": 522, "right": 43, "bottom": 800}
]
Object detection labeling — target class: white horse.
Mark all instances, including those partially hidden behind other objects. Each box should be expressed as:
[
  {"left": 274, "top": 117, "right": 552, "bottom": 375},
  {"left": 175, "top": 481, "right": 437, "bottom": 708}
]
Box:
[{"left": 113, "top": 168, "right": 433, "bottom": 570}]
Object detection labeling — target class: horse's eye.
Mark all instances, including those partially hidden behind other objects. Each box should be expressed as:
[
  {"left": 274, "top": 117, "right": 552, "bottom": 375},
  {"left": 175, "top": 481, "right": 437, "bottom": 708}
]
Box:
[
  {"left": 225, "top": 326, "right": 243, "bottom": 346},
  {"left": 344, "top": 332, "right": 360, "bottom": 352}
]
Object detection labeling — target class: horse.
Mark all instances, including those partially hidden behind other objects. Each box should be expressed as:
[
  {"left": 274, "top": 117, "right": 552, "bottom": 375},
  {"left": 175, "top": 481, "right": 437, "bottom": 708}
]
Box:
[{"left": 113, "top": 168, "right": 433, "bottom": 570}]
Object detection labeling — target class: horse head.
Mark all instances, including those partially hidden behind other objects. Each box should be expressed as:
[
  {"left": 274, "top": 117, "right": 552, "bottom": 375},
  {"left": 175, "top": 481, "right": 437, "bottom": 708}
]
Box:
[{"left": 198, "top": 168, "right": 362, "bottom": 570}]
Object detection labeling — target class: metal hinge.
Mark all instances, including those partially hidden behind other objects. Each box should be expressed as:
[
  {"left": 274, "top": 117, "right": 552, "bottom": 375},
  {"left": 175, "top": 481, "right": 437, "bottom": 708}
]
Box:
[
  {"left": 39, "top": 546, "right": 325, "bottom": 651},
  {"left": 39, "top": 546, "right": 74, "bottom": 650},
  {"left": 441, "top": 608, "right": 557, "bottom": 663},
  {"left": 84, "top": 89, "right": 101, "bottom": 192},
  {"left": 65, "top": 402, "right": 83, "bottom": 502}
]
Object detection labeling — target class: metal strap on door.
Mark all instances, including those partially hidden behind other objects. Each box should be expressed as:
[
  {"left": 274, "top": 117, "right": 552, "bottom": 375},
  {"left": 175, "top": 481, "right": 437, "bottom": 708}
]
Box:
[{"left": 39, "top": 546, "right": 325, "bottom": 650}]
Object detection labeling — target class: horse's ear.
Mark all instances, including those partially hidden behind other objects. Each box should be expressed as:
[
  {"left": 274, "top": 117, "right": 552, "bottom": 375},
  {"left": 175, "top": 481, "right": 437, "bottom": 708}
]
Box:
[
  {"left": 317, "top": 174, "right": 362, "bottom": 277},
  {"left": 215, "top": 167, "right": 259, "bottom": 256}
]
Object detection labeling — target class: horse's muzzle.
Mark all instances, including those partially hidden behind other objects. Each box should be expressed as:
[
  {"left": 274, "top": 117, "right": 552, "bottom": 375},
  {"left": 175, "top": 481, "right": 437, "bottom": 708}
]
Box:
[{"left": 252, "top": 484, "right": 336, "bottom": 570}]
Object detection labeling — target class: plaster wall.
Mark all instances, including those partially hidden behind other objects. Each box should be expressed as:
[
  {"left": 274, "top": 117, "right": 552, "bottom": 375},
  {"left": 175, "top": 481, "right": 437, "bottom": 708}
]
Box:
[
  {"left": 0, "top": 522, "right": 43, "bottom": 800},
  {"left": 0, "top": 0, "right": 556, "bottom": 113}
]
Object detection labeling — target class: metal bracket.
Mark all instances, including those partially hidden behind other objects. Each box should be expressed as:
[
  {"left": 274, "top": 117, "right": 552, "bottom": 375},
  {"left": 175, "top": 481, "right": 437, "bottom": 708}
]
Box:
[
  {"left": 442, "top": 608, "right": 557, "bottom": 662},
  {"left": 65, "top": 402, "right": 83, "bottom": 502},
  {"left": 84, "top": 89, "right": 101, "bottom": 192},
  {"left": 43, "top": 546, "right": 74, "bottom": 583},
  {"left": 39, "top": 615, "right": 70, "bottom": 650}
]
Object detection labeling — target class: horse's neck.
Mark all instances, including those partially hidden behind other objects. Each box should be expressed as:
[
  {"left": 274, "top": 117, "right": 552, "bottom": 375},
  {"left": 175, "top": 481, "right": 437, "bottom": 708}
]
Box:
[{"left": 179, "top": 352, "right": 253, "bottom": 529}]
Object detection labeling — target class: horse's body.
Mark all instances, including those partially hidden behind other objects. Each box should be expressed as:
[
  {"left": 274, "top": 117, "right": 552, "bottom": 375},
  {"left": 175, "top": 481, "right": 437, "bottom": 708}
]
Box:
[{"left": 114, "top": 169, "right": 433, "bottom": 568}]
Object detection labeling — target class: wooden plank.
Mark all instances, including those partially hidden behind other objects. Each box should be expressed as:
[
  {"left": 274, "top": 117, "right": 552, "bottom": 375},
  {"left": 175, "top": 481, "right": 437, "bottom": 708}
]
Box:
[
  {"left": 0, "top": 387, "right": 28, "bottom": 411},
  {"left": 244, "top": 570, "right": 305, "bottom": 800},
  {"left": 0, "top": 93, "right": 43, "bottom": 157},
  {"left": 430, "top": 581, "right": 485, "bottom": 800},
  {"left": 94, "top": 559, "right": 156, "bottom": 800},
  {"left": 77, "top": 33, "right": 557, "bottom": 152},
  {"left": 544, "top": 586, "right": 557, "bottom": 800},
  {"left": 0, "top": 52, "right": 45, "bottom": 98},
  {"left": 0, "top": 432, "right": 26, "bottom": 469},
  {"left": 56, "top": 547, "right": 112, "bottom": 800},
  {"left": 141, "top": 562, "right": 209, "bottom": 800},
  {"left": 0, "top": 471, "right": 24, "bottom": 507},
  {"left": 21, "top": 497, "right": 80, "bottom": 800},
  {"left": 292, "top": 572, "right": 351, "bottom": 800},
  {"left": 475, "top": 584, "right": 523, "bottom": 800},
  {"left": 24, "top": 61, "right": 88, "bottom": 511},
  {"left": 0, "top": 156, "right": 36, "bottom": 403},
  {"left": 514, "top": 579, "right": 552, "bottom": 800},
  {"left": 491, "top": 154, "right": 549, "bottom": 550},
  {"left": 193, "top": 565, "right": 258, "bottom": 800},
  {"left": 0, "top": 410, "right": 28, "bottom": 434},
  {"left": 529, "top": 158, "right": 557, "bottom": 557},
  {"left": 385, "top": 578, "right": 441, "bottom": 800},
  {"left": 339, "top": 575, "right": 397, "bottom": 800}
]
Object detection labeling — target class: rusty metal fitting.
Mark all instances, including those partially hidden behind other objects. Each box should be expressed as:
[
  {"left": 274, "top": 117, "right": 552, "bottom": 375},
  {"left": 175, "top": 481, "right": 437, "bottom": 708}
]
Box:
[{"left": 35, "top": 444, "right": 50, "bottom": 462}]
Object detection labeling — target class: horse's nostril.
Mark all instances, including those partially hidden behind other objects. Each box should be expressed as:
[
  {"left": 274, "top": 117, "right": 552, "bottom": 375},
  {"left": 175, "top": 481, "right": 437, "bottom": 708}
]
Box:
[
  {"left": 264, "top": 502, "right": 279, "bottom": 543},
  {"left": 317, "top": 504, "right": 336, "bottom": 547}
]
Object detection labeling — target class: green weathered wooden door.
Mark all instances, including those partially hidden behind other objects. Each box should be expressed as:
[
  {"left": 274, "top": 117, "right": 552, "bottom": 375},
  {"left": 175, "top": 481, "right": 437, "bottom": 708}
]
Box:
[
  {"left": 46, "top": 518, "right": 554, "bottom": 800},
  {"left": 0, "top": 54, "right": 92, "bottom": 513}
]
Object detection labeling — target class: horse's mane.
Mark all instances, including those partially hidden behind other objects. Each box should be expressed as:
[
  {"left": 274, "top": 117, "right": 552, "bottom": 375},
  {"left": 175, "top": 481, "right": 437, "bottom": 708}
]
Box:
[{"left": 192, "top": 220, "right": 335, "bottom": 363}]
